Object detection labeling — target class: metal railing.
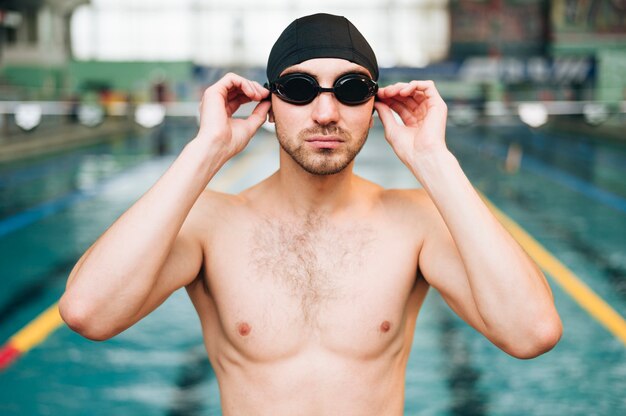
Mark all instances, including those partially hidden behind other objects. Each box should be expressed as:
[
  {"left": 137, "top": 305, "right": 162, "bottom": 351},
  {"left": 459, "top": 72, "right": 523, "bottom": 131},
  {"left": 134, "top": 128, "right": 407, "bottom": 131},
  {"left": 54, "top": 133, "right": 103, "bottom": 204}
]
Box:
[{"left": 0, "top": 99, "right": 625, "bottom": 132}]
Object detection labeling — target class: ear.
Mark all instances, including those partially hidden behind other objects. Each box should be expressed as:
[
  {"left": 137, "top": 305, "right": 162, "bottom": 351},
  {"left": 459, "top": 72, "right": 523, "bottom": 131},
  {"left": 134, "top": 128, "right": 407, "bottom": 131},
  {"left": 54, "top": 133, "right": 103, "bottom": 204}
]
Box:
[
  {"left": 369, "top": 113, "right": 375, "bottom": 129},
  {"left": 268, "top": 107, "right": 275, "bottom": 123}
]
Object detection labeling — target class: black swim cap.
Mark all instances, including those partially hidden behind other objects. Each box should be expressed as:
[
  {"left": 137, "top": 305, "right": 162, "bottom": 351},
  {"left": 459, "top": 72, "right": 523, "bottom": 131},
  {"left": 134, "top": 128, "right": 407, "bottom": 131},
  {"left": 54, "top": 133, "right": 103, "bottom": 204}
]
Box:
[{"left": 266, "top": 13, "right": 379, "bottom": 82}]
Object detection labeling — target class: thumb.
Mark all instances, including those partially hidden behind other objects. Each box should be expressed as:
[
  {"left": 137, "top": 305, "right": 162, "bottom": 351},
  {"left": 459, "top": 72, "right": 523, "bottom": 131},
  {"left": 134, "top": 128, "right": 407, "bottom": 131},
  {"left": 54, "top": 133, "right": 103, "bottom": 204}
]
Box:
[
  {"left": 374, "top": 102, "right": 400, "bottom": 141},
  {"left": 239, "top": 100, "right": 271, "bottom": 138}
]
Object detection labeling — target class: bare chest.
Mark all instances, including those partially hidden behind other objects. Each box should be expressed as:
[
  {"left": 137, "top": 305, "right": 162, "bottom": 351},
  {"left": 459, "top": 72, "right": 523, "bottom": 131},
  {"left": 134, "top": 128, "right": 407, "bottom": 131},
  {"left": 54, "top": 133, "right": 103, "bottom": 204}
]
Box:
[
  {"left": 249, "top": 215, "right": 375, "bottom": 323},
  {"left": 202, "top": 214, "right": 423, "bottom": 359}
]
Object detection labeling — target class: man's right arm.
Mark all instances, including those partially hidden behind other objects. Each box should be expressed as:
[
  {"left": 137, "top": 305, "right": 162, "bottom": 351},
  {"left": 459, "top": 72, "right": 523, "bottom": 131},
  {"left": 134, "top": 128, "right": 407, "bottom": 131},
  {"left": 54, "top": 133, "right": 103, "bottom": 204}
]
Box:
[{"left": 59, "top": 74, "right": 271, "bottom": 340}]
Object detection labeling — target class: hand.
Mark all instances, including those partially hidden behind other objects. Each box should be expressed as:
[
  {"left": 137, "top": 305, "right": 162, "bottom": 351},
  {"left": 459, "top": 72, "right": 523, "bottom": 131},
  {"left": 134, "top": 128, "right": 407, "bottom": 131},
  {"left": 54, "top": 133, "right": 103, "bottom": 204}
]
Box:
[
  {"left": 374, "top": 80, "right": 448, "bottom": 168},
  {"left": 197, "top": 73, "right": 271, "bottom": 160}
]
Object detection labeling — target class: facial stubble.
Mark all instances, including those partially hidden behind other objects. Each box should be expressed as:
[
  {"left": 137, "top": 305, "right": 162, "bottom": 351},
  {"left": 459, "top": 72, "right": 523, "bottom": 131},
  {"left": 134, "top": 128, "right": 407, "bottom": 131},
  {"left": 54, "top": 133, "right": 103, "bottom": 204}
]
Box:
[{"left": 275, "top": 123, "right": 370, "bottom": 176}]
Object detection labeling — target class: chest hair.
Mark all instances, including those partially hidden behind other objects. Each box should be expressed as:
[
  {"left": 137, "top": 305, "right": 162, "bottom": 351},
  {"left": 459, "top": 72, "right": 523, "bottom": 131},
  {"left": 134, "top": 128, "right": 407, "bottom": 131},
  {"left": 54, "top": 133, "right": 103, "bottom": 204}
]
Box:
[{"left": 249, "top": 213, "right": 374, "bottom": 325}]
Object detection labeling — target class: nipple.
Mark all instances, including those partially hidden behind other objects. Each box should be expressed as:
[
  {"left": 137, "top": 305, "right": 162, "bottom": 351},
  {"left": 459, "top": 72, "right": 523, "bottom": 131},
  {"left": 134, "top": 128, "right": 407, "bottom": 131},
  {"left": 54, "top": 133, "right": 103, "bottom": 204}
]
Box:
[
  {"left": 237, "top": 322, "right": 251, "bottom": 336},
  {"left": 380, "top": 320, "right": 391, "bottom": 333}
]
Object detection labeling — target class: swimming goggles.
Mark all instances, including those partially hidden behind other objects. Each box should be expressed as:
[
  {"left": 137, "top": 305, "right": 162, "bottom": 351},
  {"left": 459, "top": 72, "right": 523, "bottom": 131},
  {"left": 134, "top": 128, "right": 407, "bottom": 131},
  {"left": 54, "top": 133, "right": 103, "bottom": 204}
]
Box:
[{"left": 265, "top": 73, "right": 378, "bottom": 106}]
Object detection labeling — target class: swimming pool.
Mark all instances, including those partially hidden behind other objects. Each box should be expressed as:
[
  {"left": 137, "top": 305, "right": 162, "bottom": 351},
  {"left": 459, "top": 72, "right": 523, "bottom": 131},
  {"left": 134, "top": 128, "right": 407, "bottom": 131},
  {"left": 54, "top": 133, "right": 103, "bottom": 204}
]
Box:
[{"left": 0, "top": 119, "right": 624, "bottom": 415}]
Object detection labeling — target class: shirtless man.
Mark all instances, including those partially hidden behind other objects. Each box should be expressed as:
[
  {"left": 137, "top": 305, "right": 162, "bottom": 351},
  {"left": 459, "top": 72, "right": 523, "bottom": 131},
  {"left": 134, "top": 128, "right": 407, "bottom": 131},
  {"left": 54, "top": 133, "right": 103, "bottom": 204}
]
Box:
[{"left": 59, "top": 13, "right": 562, "bottom": 415}]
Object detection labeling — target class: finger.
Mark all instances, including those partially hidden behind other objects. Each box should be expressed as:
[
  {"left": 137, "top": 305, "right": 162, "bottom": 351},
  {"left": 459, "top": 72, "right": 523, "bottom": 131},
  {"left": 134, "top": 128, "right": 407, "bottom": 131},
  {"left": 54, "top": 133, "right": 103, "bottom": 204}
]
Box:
[
  {"left": 374, "top": 101, "right": 400, "bottom": 138},
  {"left": 407, "top": 80, "right": 444, "bottom": 102},
  {"left": 226, "top": 94, "right": 253, "bottom": 116},
  {"left": 253, "top": 81, "right": 270, "bottom": 100},
  {"left": 224, "top": 81, "right": 266, "bottom": 114},
  {"left": 205, "top": 84, "right": 255, "bottom": 118},
  {"left": 228, "top": 79, "right": 268, "bottom": 103},
  {"left": 241, "top": 79, "right": 261, "bottom": 101},
  {"left": 381, "top": 95, "right": 418, "bottom": 113},
  {"left": 382, "top": 85, "right": 424, "bottom": 111},
  {"left": 399, "top": 82, "right": 427, "bottom": 100},
  {"left": 202, "top": 76, "right": 239, "bottom": 111},
  {"left": 237, "top": 101, "right": 271, "bottom": 138},
  {"left": 248, "top": 100, "right": 271, "bottom": 127},
  {"left": 215, "top": 73, "right": 263, "bottom": 102},
  {"left": 386, "top": 80, "right": 438, "bottom": 104},
  {"left": 414, "top": 80, "right": 448, "bottom": 113},
  {"left": 377, "top": 83, "right": 409, "bottom": 100},
  {"left": 227, "top": 88, "right": 247, "bottom": 101},
  {"left": 399, "top": 81, "right": 418, "bottom": 95},
  {"left": 246, "top": 81, "right": 262, "bottom": 98},
  {"left": 384, "top": 98, "right": 418, "bottom": 125}
]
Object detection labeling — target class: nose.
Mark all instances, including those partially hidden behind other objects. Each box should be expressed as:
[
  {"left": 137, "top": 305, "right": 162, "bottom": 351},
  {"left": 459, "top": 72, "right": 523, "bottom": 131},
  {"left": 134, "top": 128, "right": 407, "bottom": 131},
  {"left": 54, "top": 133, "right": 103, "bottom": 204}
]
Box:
[{"left": 311, "top": 91, "right": 340, "bottom": 126}]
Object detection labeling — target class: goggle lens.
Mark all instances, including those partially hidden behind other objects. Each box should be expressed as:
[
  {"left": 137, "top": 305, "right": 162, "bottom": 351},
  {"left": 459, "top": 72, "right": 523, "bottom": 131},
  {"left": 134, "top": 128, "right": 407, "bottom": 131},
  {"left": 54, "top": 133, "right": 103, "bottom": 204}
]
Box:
[
  {"left": 335, "top": 77, "right": 373, "bottom": 104},
  {"left": 266, "top": 73, "right": 378, "bottom": 105},
  {"left": 276, "top": 76, "right": 318, "bottom": 103}
]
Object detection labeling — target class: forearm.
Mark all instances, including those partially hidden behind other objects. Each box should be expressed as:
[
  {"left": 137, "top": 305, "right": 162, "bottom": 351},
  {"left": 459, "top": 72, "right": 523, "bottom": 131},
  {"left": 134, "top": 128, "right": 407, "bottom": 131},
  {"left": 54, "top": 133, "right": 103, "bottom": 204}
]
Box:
[
  {"left": 375, "top": 80, "right": 560, "bottom": 356},
  {"left": 61, "top": 138, "right": 224, "bottom": 329},
  {"left": 413, "top": 149, "right": 559, "bottom": 347}
]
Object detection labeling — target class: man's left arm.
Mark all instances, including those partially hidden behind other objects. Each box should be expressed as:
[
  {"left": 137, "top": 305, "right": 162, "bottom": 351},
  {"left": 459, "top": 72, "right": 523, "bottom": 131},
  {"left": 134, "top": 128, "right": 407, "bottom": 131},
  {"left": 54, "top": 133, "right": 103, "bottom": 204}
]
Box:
[{"left": 375, "top": 81, "right": 562, "bottom": 359}]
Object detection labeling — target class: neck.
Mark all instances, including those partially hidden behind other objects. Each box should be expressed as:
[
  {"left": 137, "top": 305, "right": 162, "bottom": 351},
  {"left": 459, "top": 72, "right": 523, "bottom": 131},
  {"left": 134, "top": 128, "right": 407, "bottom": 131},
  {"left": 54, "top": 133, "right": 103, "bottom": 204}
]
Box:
[{"left": 274, "top": 150, "right": 357, "bottom": 215}]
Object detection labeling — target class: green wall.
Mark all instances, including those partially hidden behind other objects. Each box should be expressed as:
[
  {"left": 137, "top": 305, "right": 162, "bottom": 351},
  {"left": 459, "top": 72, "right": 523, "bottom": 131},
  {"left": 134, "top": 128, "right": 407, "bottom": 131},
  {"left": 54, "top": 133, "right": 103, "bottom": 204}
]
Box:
[
  {"left": 66, "top": 60, "right": 193, "bottom": 94},
  {"left": 1, "top": 61, "right": 194, "bottom": 100},
  {"left": 596, "top": 49, "right": 626, "bottom": 102},
  {"left": 0, "top": 65, "right": 65, "bottom": 99}
]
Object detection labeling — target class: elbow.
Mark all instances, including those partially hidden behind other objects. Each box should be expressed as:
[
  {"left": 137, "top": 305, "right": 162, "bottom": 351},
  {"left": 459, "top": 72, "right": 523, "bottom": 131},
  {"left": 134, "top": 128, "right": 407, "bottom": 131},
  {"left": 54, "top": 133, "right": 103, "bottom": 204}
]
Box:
[
  {"left": 505, "top": 315, "right": 563, "bottom": 359},
  {"left": 58, "top": 294, "right": 114, "bottom": 342}
]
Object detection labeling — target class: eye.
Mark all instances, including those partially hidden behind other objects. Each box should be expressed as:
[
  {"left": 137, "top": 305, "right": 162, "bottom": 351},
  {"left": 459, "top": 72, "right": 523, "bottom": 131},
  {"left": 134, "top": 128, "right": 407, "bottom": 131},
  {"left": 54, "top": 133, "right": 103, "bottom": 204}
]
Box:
[
  {"left": 279, "top": 77, "right": 317, "bottom": 102},
  {"left": 336, "top": 77, "right": 371, "bottom": 103}
]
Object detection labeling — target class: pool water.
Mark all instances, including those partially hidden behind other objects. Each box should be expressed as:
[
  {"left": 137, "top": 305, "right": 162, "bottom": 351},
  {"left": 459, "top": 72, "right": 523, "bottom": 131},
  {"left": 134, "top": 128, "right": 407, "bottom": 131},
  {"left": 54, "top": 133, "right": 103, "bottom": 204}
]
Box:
[{"left": 0, "top": 119, "right": 624, "bottom": 415}]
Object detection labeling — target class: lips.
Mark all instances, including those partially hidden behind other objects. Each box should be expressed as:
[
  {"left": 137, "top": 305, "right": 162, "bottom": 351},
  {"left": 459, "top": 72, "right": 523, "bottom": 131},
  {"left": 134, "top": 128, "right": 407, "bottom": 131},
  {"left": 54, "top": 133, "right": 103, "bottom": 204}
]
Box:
[{"left": 305, "top": 136, "right": 344, "bottom": 149}]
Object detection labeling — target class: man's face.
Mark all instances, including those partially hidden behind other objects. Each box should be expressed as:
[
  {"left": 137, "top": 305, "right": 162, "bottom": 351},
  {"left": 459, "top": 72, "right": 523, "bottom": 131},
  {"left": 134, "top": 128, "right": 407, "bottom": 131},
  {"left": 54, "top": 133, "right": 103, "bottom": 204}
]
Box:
[{"left": 270, "top": 58, "right": 375, "bottom": 176}]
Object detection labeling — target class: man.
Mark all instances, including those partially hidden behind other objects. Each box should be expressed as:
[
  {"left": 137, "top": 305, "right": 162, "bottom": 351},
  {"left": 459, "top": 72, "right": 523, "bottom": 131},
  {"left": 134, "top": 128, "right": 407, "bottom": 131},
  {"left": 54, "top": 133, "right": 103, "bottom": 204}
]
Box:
[{"left": 60, "top": 13, "right": 561, "bottom": 415}]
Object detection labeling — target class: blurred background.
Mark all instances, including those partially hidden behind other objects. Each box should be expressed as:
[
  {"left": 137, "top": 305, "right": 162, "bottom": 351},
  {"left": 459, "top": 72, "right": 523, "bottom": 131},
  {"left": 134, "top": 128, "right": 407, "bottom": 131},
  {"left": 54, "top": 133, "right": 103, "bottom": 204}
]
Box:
[{"left": 0, "top": 0, "right": 625, "bottom": 415}]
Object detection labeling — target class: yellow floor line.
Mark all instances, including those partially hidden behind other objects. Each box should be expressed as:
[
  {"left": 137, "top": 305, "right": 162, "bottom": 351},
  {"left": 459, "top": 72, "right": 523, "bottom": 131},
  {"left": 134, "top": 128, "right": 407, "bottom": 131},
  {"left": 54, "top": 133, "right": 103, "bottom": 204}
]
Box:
[
  {"left": 11, "top": 303, "right": 63, "bottom": 353},
  {"left": 484, "top": 197, "right": 626, "bottom": 346},
  {"left": 7, "top": 148, "right": 624, "bottom": 367},
  {"left": 2, "top": 141, "right": 274, "bottom": 367}
]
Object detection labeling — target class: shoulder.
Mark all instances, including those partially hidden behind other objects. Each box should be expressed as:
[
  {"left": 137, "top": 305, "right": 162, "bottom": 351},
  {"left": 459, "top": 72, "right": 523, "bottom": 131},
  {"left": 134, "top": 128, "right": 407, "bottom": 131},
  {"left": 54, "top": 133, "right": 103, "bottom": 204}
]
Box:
[
  {"left": 378, "top": 187, "right": 428, "bottom": 205},
  {"left": 369, "top": 186, "right": 443, "bottom": 243},
  {"left": 183, "top": 189, "right": 248, "bottom": 239},
  {"left": 195, "top": 188, "right": 247, "bottom": 211},
  {"left": 350, "top": 175, "right": 437, "bottom": 222},
  {"left": 377, "top": 188, "right": 436, "bottom": 218}
]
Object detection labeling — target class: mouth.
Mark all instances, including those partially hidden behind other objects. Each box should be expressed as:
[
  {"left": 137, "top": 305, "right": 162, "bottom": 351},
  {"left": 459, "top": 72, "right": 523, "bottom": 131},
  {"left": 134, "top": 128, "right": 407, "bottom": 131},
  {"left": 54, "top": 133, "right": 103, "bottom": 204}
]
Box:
[{"left": 305, "top": 136, "right": 344, "bottom": 149}]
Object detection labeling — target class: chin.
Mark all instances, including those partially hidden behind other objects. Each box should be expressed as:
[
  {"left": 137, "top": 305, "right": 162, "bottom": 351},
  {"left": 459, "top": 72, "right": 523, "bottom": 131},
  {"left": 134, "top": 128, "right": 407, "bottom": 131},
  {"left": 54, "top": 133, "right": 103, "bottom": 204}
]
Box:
[{"left": 298, "top": 156, "right": 353, "bottom": 176}]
